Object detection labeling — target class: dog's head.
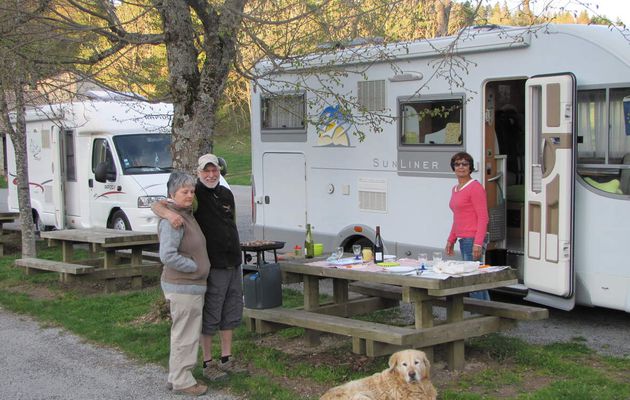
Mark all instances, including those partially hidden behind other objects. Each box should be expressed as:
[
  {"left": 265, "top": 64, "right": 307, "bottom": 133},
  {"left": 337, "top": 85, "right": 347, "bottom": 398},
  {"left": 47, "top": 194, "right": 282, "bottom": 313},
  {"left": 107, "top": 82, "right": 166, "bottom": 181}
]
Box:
[{"left": 387, "top": 349, "right": 431, "bottom": 384}]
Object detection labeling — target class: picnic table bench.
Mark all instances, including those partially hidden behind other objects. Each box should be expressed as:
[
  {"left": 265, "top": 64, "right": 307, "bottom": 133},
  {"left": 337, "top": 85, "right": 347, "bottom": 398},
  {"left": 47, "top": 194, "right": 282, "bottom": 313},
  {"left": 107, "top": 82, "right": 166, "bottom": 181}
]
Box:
[
  {"left": 15, "top": 228, "right": 162, "bottom": 291},
  {"left": 0, "top": 212, "right": 19, "bottom": 256},
  {"left": 243, "top": 258, "right": 548, "bottom": 370}
]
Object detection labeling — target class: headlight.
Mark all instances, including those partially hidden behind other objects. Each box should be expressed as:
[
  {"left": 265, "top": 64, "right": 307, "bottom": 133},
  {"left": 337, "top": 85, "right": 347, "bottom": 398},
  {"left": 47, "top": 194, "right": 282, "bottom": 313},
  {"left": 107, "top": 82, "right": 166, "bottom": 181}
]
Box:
[{"left": 137, "top": 195, "right": 166, "bottom": 208}]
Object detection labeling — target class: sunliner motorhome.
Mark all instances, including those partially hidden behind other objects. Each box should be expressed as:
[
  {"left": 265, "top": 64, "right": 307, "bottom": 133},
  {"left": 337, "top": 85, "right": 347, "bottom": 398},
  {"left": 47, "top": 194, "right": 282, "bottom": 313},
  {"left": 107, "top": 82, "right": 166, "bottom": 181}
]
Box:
[
  {"left": 250, "top": 24, "right": 630, "bottom": 312},
  {"left": 7, "top": 99, "right": 174, "bottom": 232}
]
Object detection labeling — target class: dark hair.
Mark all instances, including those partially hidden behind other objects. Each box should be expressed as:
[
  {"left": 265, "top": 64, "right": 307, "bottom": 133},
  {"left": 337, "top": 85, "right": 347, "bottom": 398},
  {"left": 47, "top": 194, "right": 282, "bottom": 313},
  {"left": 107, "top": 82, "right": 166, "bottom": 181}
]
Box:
[{"left": 450, "top": 152, "right": 475, "bottom": 172}]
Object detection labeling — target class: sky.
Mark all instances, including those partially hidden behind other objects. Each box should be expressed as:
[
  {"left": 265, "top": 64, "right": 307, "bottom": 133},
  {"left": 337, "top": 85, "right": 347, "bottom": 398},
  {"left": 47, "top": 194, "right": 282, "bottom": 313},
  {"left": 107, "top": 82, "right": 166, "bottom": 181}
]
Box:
[{"left": 478, "top": 0, "right": 630, "bottom": 26}]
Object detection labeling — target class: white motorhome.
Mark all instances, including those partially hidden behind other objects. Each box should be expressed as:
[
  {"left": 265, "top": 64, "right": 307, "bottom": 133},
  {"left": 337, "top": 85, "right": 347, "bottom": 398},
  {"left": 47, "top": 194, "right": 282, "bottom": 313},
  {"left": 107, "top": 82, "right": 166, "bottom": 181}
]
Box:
[
  {"left": 7, "top": 99, "right": 174, "bottom": 232},
  {"left": 250, "top": 24, "right": 630, "bottom": 312}
]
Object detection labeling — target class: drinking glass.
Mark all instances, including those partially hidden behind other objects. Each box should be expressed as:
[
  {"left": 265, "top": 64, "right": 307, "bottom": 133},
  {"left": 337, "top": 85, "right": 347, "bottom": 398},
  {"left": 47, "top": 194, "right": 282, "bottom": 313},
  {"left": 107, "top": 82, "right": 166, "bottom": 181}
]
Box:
[
  {"left": 417, "top": 252, "right": 428, "bottom": 271},
  {"left": 334, "top": 246, "right": 344, "bottom": 261},
  {"left": 432, "top": 251, "right": 443, "bottom": 266},
  {"left": 352, "top": 244, "right": 362, "bottom": 260}
]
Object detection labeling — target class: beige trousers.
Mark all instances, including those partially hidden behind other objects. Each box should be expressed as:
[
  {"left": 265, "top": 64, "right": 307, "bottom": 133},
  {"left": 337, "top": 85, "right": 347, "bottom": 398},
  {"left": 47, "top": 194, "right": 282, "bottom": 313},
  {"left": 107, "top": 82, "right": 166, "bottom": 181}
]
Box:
[{"left": 165, "top": 292, "right": 204, "bottom": 390}]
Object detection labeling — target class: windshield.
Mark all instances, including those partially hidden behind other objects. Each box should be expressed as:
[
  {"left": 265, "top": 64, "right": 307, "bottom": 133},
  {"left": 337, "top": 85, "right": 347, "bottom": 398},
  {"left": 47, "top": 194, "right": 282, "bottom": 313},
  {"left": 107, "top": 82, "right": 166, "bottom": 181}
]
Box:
[{"left": 113, "top": 134, "right": 173, "bottom": 174}]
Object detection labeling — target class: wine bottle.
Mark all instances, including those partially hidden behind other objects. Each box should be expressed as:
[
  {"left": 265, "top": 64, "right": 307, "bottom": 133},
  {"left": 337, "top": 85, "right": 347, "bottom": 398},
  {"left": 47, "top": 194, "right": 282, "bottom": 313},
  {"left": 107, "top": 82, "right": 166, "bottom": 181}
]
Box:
[
  {"left": 374, "top": 225, "right": 384, "bottom": 263},
  {"left": 305, "top": 223, "right": 314, "bottom": 258}
]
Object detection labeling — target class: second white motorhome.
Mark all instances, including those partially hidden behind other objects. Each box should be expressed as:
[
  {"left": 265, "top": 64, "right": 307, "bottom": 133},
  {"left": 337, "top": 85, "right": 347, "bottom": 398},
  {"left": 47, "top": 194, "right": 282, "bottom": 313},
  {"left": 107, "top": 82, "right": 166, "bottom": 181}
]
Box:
[
  {"left": 7, "top": 99, "right": 174, "bottom": 232},
  {"left": 250, "top": 24, "right": 630, "bottom": 313}
]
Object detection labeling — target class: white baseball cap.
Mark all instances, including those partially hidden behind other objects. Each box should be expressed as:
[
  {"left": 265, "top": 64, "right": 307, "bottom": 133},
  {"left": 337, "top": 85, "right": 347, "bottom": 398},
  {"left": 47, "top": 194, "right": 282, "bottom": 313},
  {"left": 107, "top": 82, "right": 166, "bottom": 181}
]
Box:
[{"left": 197, "top": 153, "right": 219, "bottom": 171}]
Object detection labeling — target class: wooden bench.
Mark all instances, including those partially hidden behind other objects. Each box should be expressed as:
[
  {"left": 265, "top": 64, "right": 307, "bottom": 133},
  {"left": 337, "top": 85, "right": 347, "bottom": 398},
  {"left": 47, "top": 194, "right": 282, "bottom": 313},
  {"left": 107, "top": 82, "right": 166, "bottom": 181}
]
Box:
[
  {"left": 349, "top": 282, "right": 548, "bottom": 321},
  {"left": 244, "top": 306, "right": 511, "bottom": 357},
  {"left": 15, "top": 258, "right": 96, "bottom": 283}
]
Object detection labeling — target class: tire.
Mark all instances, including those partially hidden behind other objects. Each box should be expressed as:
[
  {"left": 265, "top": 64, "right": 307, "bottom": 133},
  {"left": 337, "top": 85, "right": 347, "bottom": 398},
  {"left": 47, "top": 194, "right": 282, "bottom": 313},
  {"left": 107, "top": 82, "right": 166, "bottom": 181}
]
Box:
[
  {"left": 109, "top": 210, "right": 131, "bottom": 230},
  {"left": 346, "top": 236, "right": 373, "bottom": 252}
]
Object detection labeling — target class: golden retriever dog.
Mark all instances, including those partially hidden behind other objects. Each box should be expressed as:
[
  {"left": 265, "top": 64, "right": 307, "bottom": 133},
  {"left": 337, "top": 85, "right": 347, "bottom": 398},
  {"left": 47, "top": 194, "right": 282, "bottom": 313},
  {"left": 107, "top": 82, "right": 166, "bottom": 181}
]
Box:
[{"left": 320, "top": 349, "right": 437, "bottom": 400}]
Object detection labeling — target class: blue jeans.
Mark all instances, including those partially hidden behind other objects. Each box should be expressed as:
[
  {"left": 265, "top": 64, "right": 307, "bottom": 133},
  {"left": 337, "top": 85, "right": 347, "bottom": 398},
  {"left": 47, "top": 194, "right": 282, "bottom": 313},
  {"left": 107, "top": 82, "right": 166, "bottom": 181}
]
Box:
[{"left": 458, "top": 237, "right": 491, "bottom": 301}]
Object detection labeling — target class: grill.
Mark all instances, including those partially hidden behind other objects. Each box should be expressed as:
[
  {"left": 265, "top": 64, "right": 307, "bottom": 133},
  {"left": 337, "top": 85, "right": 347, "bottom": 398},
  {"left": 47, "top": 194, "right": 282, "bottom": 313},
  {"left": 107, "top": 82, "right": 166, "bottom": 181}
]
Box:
[{"left": 240, "top": 240, "right": 285, "bottom": 268}]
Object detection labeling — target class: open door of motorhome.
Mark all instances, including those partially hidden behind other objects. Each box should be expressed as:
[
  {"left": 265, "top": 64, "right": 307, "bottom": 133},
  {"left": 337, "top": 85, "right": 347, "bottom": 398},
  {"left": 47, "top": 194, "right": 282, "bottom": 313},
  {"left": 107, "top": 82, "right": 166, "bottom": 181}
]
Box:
[
  {"left": 523, "top": 73, "right": 576, "bottom": 310},
  {"left": 50, "top": 127, "right": 66, "bottom": 229}
]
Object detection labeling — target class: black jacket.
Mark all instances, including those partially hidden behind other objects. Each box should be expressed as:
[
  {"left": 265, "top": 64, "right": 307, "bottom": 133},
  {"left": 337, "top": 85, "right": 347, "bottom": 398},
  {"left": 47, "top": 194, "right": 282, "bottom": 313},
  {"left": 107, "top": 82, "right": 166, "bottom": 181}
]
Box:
[{"left": 194, "top": 181, "right": 241, "bottom": 269}]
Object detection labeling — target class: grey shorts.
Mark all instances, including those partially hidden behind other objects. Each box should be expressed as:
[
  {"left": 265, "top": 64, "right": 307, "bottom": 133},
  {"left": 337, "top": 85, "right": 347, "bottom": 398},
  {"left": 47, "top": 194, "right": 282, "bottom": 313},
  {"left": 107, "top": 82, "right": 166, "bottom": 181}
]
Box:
[{"left": 202, "top": 265, "right": 244, "bottom": 335}]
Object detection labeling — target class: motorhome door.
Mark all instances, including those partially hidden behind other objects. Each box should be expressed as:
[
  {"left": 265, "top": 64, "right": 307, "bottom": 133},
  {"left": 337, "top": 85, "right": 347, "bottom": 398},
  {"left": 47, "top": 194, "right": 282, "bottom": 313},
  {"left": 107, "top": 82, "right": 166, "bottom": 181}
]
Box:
[
  {"left": 523, "top": 73, "right": 576, "bottom": 310},
  {"left": 261, "top": 153, "right": 306, "bottom": 239},
  {"left": 50, "top": 127, "right": 66, "bottom": 229}
]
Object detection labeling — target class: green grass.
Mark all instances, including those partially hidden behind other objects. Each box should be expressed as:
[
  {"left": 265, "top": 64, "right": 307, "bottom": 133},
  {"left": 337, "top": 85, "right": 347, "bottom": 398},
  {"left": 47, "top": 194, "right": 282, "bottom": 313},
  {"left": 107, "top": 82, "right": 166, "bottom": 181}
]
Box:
[
  {"left": 0, "top": 174, "right": 7, "bottom": 188},
  {"left": 214, "top": 130, "right": 251, "bottom": 186},
  {"left": 1, "top": 245, "right": 630, "bottom": 399}
]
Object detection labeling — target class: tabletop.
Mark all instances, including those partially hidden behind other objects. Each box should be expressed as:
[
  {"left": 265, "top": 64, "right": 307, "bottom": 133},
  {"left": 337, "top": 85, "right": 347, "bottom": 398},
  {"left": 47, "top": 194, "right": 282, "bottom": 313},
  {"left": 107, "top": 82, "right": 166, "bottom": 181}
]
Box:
[
  {"left": 280, "top": 259, "right": 518, "bottom": 296},
  {"left": 40, "top": 228, "right": 159, "bottom": 247}
]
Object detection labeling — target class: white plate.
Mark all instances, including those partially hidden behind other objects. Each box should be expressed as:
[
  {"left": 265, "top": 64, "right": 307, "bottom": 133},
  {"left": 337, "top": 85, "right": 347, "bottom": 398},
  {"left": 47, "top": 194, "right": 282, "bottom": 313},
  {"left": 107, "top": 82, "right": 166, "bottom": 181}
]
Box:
[
  {"left": 384, "top": 254, "right": 396, "bottom": 260},
  {"left": 384, "top": 266, "right": 416, "bottom": 274}
]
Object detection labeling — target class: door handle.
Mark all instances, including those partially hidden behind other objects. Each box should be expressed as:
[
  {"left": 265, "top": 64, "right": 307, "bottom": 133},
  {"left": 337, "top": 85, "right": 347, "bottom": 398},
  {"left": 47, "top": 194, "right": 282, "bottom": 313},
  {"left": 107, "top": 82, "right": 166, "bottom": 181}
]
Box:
[
  {"left": 487, "top": 172, "right": 503, "bottom": 182},
  {"left": 264, "top": 195, "right": 270, "bottom": 204},
  {"left": 88, "top": 179, "right": 93, "bottom": 188}
]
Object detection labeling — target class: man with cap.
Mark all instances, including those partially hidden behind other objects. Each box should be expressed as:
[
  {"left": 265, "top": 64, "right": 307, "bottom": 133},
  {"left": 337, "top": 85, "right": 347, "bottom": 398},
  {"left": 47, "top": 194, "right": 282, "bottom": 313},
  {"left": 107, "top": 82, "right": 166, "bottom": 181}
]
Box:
[{"left": 152, "top": 153, "right": 244, "bottom": 381}]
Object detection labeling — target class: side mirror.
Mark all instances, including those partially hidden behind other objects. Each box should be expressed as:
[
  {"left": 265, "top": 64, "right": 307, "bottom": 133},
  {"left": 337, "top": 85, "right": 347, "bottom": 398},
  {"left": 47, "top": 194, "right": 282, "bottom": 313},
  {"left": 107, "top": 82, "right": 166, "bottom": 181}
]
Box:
[
  {"left": 95, "top": 161, "right": 116, "bottom": 183},
  {"left": 218, "top": 157, "right": 228, "bottom": 177}
]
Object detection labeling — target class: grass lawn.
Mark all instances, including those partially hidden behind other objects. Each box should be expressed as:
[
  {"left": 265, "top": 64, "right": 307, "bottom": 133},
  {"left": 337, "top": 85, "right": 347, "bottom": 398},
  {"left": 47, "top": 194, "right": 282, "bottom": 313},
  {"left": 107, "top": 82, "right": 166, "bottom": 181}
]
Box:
[
  {"left": 214, "top": 130, "right": 251, "bottom": 186},
  {"left": 1, "top": 238, "right": 629, "bottom": 399}
]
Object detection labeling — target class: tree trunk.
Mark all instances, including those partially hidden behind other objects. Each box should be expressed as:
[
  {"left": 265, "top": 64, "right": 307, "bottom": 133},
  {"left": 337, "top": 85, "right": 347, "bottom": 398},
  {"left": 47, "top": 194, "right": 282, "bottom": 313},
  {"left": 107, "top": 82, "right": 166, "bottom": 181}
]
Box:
[
  {"left": 155, "top": 0, "right": 247, "bottom": 173},
  {"left": 1, "top": 84, "right": 37, "bottom": 257},
  {"left": 435, "top": 0, "right": 452, "bottom": 37}
]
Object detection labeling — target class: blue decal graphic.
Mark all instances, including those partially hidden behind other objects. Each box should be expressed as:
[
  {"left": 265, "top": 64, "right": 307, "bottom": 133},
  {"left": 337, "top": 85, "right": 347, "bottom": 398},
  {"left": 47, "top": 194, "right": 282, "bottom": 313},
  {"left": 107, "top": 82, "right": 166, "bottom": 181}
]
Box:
[{"left": 316, "top": 104, "right": 350, "bottom": 147}]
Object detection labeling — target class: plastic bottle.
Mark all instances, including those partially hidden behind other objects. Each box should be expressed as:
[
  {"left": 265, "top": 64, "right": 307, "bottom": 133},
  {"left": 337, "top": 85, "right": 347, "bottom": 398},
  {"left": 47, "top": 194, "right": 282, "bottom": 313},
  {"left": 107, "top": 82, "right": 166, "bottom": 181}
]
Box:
[
  {"left": 304, "top": 223, "right": 314, "bottom": 258},
  {"left": 373, "top": 225, "right": 384, "bottom": 263}
]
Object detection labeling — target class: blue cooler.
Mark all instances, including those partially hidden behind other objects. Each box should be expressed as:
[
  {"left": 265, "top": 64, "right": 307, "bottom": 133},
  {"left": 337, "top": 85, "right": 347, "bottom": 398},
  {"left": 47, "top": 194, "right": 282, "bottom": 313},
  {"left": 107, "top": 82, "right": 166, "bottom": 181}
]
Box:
[{"left": 243, "top": 263, "right": 282, "bottom": 309}]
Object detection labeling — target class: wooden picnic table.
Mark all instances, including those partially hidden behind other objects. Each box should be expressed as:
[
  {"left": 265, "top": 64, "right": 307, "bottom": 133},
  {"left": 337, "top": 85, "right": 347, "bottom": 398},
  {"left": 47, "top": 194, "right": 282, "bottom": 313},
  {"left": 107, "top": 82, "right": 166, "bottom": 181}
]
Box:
[
  {"left": 0, "top": 212, "right": 19, "bottom": 256},
  {"left": 243, "top": 258, "right": 548, "bottom": 371},
  {"left": 16, "top": 228, "right": 161, "bottom": 290}
]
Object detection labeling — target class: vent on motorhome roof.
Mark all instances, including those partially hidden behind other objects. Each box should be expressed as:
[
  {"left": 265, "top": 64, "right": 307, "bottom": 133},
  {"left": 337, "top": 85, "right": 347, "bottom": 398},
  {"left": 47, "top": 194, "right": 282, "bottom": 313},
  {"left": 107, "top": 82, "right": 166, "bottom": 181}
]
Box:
[
  {"left": 358, "top": 80, "right": 386, "bottom": 111},
  {"left": 358, "top": 178, "right": 387, "bottom": 213}
]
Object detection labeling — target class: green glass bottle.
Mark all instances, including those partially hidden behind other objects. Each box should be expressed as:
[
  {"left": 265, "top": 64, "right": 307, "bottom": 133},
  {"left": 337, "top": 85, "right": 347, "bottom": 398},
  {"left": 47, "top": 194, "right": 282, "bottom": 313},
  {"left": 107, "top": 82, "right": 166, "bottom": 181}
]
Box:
[{"left": 305, "top": 223, "right": 314, "bottom": 258}]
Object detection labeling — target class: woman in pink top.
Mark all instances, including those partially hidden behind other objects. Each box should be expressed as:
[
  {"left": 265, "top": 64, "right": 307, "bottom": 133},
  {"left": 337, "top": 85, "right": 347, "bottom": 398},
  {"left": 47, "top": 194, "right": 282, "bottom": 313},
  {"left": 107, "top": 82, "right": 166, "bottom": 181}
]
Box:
[{"left": 444, "top": 152, "right": 490, "bottom": 300}]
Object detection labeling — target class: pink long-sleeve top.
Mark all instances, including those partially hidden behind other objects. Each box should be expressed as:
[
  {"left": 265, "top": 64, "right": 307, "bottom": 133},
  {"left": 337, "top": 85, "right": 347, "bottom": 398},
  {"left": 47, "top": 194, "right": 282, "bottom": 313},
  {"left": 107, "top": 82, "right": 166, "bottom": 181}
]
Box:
[{"left": 447, "top": 179, "right": 489, "bottom": 246}]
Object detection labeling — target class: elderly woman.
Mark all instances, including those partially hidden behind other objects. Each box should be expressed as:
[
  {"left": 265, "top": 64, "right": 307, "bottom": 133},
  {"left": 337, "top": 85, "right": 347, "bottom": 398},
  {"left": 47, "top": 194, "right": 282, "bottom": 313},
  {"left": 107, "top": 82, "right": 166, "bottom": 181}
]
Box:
[
  {"left": 159, "top": 171, "right": 210, "bottom": 396},
  {"left": 444, "top": 152, "right": 490, "bottom": 300}
]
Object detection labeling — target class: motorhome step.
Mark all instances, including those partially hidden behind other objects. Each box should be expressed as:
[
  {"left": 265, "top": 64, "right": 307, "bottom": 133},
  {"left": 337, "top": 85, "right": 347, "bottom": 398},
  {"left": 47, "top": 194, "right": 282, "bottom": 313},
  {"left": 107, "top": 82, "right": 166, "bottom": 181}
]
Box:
[
  {"left": 507, "top": 249, "right": 525, "bottom": 256},
  {"left": 15, "top": 258, "right": 95, "bottom": 274},
  {"left": 349, "top": 282, "right": 548, "bottom": 320}
]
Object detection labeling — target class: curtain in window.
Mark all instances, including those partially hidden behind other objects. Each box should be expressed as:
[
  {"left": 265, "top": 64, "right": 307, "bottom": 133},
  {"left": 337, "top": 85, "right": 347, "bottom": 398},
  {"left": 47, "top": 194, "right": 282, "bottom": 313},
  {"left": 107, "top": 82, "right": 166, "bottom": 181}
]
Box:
[
  {"left": 609, "top": 89, "right": 630, "bottom": 161},
  {"left": 577, "top": 90, "right": 606, "bottom": 162}
]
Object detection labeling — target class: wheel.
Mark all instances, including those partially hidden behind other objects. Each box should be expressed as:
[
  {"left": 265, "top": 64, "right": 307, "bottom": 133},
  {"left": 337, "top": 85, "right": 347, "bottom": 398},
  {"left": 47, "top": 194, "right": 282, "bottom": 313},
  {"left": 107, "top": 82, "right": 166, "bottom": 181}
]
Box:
[
  {"left": 346, "top": 236, "right": 373, "bottom": 252},
  {"left": 109, "top": 210, "right": 131, "bottom": 230}
]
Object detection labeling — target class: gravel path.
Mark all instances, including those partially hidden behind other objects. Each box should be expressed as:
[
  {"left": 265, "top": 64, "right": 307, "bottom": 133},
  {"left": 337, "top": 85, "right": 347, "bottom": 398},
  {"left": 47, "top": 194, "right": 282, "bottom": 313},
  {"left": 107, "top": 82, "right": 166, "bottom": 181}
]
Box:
[{"left": 0, "top": 307, "right": 239, "bottom": 400}]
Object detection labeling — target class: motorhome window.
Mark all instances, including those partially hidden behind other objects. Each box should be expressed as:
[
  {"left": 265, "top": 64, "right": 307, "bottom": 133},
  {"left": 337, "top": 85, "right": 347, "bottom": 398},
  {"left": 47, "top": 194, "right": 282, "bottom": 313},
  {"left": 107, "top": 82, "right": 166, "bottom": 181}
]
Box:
[
  {"left": 261, "top": 94, "right": 305, "bottom": 130},
  {"left": 92, "top": 138, "right": 115, "bottom": 173},
  {"left": 400, "top": 99, "right": 463, "bottom": 146},
  {"left": 577, "top": 87, "right": 630, "bottom": 196},
  {"left": 113, "top": 134, "right": 173, "bottom": 174},
  {"left": 64, "top": 130, "right": 76, "bottom": 182}
]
